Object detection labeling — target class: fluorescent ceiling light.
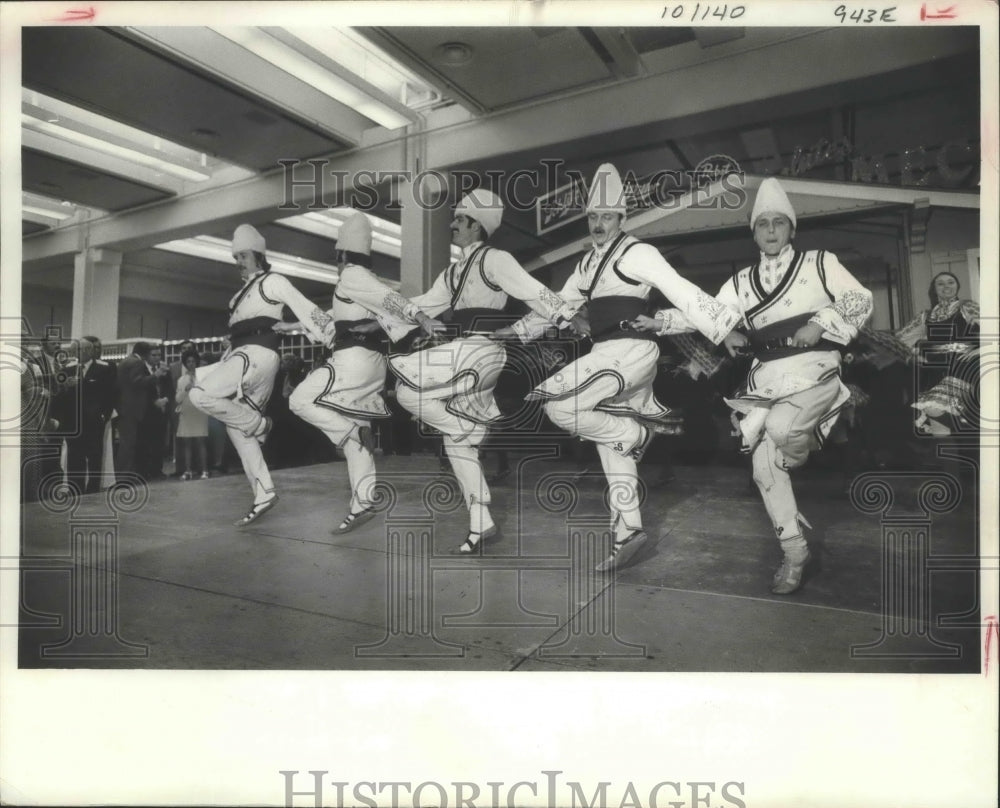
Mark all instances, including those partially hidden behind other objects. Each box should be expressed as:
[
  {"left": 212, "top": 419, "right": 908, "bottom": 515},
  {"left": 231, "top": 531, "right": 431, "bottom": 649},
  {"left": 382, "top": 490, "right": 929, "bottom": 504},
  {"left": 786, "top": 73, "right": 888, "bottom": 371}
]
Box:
[
  {"left": 213, "top": 28, "right": 414, "bottom": 130},
  {"left": 22, "top": 192, "right": 105, "bottom": 223},
  {"left": 280, "top": 209, "right": 462, "bottom": 262},
  {"left": 23, "top": 114, "right": 211, "bottom": 182},
  {"left": 23, "top": 204, "right": 72, "bottom": 221},
  {"left": 154, "top": 236, "right": 340, "bottom": 285},
  {"left": 287, "top": 28, "right": 441, "bottom": 110}
]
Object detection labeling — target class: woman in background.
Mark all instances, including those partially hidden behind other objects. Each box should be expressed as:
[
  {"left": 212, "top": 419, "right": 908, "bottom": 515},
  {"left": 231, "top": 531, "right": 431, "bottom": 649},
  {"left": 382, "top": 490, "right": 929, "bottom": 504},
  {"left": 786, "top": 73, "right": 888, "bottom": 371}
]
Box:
[
  {"left": 895, "top": 271, "right": 980, "bottom": 436},
  {"left": 175, "top": 348, "right": 209, "bottom": 480}
]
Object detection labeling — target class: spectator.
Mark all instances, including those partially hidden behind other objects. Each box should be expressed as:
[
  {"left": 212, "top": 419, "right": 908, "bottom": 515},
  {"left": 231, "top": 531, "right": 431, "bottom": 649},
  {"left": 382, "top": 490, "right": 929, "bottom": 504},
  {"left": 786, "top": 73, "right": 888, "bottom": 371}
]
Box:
[
  {"left": 65, "top": 337, "right": 117, "bottom": 494},
  {"left": 175, "top": 349, "right": 209, "bottom": 480},
  {"left": 115, "top": 341, "right": 167, "bottom": 480},
  {"left": 169, "top": 340, "right": 197, "bottom": 476},
  {"left": 141, "top": 344, "right": 172, "bottom": 479}
]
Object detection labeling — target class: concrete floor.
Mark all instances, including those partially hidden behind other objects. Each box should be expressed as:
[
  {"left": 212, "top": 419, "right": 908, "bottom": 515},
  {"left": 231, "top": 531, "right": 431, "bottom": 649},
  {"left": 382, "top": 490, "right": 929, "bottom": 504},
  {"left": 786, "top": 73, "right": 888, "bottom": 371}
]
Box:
[{"left": 17, "top": 449, "right": 983, "bottom": 672}]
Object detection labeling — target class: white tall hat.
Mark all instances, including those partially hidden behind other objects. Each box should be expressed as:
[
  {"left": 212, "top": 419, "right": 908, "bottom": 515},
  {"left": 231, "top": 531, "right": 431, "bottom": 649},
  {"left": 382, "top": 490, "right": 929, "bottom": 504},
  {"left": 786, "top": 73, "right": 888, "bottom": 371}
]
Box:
[
  {"left": 586, "top": 163, "right": 627, "bottom": 216},
  {"left": 232, "top": 224, "right": 266, "bottom": 256},
  {"left": 750, "top": 177, "right": 796, "bottom": 230},
  {"left": 337, "top": 212, "right": 372, "bottom": 256},
  {"left": 455, "top": 189, "right": 504, "bottom": 237}
]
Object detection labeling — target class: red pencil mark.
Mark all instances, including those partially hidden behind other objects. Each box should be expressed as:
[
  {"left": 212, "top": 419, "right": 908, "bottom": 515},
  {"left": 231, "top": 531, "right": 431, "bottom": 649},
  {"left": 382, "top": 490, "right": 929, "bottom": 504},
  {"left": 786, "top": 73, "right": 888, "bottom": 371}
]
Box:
[
  {"left": 52, "top": 6, "right": 96, "bottom": 22},
  {"left": 920, "top": 3, "right": 957, "bottom": 19},
  {"left": 986, "top": 615, "right": 999, "bottom": 676}
]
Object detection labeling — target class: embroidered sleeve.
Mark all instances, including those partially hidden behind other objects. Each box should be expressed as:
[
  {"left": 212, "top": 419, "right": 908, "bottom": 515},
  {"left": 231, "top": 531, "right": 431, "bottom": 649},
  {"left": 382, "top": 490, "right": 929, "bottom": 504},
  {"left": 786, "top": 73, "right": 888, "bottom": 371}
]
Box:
[
  {"left": 893, "top": 310, "right": 927, "bottom": 349},
  {"left": 620, "top": 244, "right": 739, "bottom": 344},
  {"left": 269, "top": 274, "right": 336, "bottom": 344},
  {"left": 807, "top": 252, "right": 873, "bottom": 344},
  {"left": 489, "top": 250, "right": 576, "bottom": 322},
  {"left": 339, "top": 266, "right": 420, "bottom": 325},
  {"left": 511, "top": 259, "right": 585, "bottom": 342},
  {"left": 407, "top": 266, "right": 453, "bottom": 316},
  {"left": 654, "top": 308, "right": 696, "bottom": 335}
]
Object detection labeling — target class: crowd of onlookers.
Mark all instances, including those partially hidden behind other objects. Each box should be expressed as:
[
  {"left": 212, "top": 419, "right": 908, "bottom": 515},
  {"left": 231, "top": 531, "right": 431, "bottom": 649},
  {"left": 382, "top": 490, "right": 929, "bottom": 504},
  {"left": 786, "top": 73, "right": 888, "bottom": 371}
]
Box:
[{"left": 19, "top": 335, "right": 233, "bottom": 501}]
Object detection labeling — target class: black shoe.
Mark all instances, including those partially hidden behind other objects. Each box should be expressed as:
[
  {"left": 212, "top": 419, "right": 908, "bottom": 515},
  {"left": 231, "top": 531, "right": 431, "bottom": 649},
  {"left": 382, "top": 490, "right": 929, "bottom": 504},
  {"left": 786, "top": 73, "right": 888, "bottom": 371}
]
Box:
[
  {"left": 595, "top": 530, "right": 648, "bottom": 572},
  {"left": 332, "top": 506, "right": 376, "bottom": 534},
  {"left": 449, "top": 525, "right": 498, "bottom": 555},
  {"left": 234, "top": 495, "right": 278, "bottom": 527}
]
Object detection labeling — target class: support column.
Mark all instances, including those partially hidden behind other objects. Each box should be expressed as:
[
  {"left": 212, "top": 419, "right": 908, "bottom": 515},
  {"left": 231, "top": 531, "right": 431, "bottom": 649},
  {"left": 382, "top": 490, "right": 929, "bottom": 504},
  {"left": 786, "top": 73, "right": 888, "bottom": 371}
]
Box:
[
  {"left": 399, "top": 177, "right": 451, "bottom": 297},
  {"left": 71, "top": 248, "right": 121, "bottom": 339}
]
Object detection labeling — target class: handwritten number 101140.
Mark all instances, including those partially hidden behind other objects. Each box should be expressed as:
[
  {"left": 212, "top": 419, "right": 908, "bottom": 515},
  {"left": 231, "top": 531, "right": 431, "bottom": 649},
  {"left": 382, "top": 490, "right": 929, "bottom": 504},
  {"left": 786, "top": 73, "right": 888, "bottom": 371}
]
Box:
[
  {"left": 833, "top": 5, "right": 897, "bottom": 22},
  {"left": 661, "top": 4, "right": 746, "bottom": 20}
]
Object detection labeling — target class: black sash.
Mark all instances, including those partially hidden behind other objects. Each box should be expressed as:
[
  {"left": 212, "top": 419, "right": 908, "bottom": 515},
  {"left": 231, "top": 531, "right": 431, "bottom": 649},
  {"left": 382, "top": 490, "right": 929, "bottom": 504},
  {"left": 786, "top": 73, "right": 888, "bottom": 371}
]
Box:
[
  {"left": 748, "top": 312, "right": 840, "bottom": 360},
  {"left": 588, "top": 296, "right": 655, "bottom": 343},
  {"left": 333, "top": 319, "right": 388, "bottom": 354},
  {"left": 229, "top": 316, "right": 281, "bottom": 351}
]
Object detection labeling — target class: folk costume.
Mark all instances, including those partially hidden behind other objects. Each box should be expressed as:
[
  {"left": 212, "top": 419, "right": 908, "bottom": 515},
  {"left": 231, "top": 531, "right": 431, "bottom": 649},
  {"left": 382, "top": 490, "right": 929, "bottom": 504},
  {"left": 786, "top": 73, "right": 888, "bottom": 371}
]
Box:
[
  {"left": 512, "top": 164, "right": 740, "bottom": 572},
  {"left": 388, "top": 190, "right": 575, "bottom": 553},
  {"left": 659, "top": 178, "right": 874, "bottom": 593},
  {"left": 190, "top": 224, "right": 336, "bottom": 526},
  {"left": 289, "top": 213, "right": 434, "bottom": 533},
  {"left": 894, "top": 288, "right": 980, "bottom": 436}
]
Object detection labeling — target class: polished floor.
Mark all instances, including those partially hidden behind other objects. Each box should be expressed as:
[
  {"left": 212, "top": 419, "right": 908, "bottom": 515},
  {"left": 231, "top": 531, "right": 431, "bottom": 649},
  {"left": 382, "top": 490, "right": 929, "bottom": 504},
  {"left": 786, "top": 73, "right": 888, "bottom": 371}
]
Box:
[{"left": 17, "top": 446, "right": 984, "bottom": 672}]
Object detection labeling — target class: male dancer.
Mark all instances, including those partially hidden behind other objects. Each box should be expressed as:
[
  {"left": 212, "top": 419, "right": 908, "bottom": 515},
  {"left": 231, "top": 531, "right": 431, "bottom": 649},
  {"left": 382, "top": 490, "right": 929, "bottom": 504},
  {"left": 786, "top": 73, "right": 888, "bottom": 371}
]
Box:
[
  {"left": 389, "top": 189, "right": 579, "bottom": 554},
  {"left": 281, "top": 213, "right": 444, "bottom": 532},
  {"left": 496, "top": 164, "right": 740, "bottom": 572},
  {"left": 190, "top": 224, "right": 337, "bottom": 526},
  {"left": 644, "top": 178, "right": 873, "bottom": 593}
]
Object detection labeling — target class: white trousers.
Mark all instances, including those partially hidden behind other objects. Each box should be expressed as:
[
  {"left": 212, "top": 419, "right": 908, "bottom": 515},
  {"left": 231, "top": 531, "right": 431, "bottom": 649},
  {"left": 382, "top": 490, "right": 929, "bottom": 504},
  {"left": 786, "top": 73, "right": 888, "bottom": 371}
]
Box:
[
  {"left": 395, "top": 385, "right": 491, "bottom": 523},
  {"left": 539, "top": 340, "right": 661, "bottom": 536},
  {"left": 189, "top": 346, "right": 278, "bottom": 502},
  {"left": 289, "top": 358, "right": 379, "bottom": 513},
  {"left": 750, "top": 375, "right": 842, "bottom": 552}
]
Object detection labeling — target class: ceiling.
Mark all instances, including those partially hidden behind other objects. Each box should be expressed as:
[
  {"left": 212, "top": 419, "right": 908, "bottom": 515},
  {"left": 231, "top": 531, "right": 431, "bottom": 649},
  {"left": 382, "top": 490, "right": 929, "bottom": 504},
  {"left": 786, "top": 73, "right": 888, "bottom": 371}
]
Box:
[{"left": 18, "top": 23, "right": 982, "bottom": 308}]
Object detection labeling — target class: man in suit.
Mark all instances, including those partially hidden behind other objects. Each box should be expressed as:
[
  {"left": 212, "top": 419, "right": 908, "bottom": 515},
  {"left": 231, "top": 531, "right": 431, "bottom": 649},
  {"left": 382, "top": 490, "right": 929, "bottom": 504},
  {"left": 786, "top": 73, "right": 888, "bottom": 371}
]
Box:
[
  {"left": 20, "top": 330, "right": 67, "bottom": 502},
  {"left": 143, "top": 344, "right": 172, "bottom": 479},
  {"left": 64, "top": 337, "right": 117, "bottom": 494},
  {"left": 84, "top": 335, "right": 114, "bottom": 369},
  {"left": 168, "top": 340, "right": 196, "bottom": 476},
  {"left": 115, "top": 341, "right": 168, "bottom": 480}
]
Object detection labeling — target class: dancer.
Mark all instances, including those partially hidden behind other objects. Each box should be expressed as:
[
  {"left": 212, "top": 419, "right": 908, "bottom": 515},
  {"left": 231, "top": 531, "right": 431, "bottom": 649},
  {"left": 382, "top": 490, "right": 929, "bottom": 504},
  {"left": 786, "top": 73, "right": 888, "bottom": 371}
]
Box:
[
  {"left": 280, "top": 212, "right": 444, "bottom": 533},
  {"left": 189, "top": 224, "right": 336, "bottom": 526},
  {"left": 388, "top": 189, "right": 579, "bottom": 554},
  {"left": 643, "top": 177, "right": 873, "bottom": 593},
  {"left": 894, "top": 270, "right": 980, "bottom": 436},
  {"left": 496, "top": 164, "right": 740, "bottom": 572}
]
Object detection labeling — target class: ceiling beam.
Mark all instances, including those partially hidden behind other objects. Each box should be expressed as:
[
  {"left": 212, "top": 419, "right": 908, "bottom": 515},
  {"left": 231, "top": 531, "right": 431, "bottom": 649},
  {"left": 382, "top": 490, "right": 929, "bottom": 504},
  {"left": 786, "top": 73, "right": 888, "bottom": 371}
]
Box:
[
  {"left": 422, "top": 27, "right": 975, "bottom": 168},
  {"left": 22, "top": 26, "right": 976, "bottom": 270},
  {"left": 123, "top": 27, "right": 374, "bottom": 147}
]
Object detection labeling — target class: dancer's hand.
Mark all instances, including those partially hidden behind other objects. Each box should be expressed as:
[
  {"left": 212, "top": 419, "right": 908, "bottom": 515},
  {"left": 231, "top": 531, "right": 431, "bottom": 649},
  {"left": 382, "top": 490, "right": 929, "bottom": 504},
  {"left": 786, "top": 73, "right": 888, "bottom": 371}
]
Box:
[
  {"left": 723, "top": 329, "right": 750, "bottom": 358},
  {"left": 630, "top": 314, "right": 661, "bottom": 333},
  {"left": 563, "top": 312, "right": 590, "bottom": 338},
  {"left": 416, "top": 312, "right": 446, "bottom": 337},
  {"left": 272, "top": 321, "right": 300, "bottom": 334},
  {"left": 791, "top": 322, "right": 824, "bottom": 348}
]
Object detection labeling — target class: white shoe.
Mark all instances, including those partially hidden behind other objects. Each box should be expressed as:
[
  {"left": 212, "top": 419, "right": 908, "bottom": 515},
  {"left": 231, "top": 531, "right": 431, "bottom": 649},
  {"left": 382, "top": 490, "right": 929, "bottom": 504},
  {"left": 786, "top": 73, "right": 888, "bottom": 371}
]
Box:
[{"left": 771, "top": 549, "right": 811, "bottom": 595}]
